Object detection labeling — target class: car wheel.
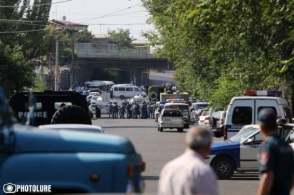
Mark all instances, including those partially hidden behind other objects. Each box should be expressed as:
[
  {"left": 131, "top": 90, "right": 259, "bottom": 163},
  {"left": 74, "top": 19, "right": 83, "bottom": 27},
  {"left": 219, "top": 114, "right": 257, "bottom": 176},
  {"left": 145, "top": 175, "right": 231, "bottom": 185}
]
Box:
[
  {"left": 184, "top": 124, "right": 189, "bottom": 129},
  {"left": 51, "top": 105, "right": 92, "bottom": 125},
  {"left": 177, "top": 128, "right": 183, "bottom": 132},
  {"left": 159, "top": 127, "right": 163, "bottom": 132},
  {"left": 120, "top": 95, "right": 125, "bottom": 100},
  {"left": 211, "top": 157, "right": 235, "bottom": 179}
]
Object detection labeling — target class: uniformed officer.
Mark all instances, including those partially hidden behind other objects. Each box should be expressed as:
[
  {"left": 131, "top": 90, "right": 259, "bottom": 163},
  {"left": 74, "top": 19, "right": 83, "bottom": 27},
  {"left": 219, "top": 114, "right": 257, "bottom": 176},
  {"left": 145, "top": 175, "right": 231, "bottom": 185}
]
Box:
[{"left": 257, "top": 109, "right": 294, "bottom": 195}]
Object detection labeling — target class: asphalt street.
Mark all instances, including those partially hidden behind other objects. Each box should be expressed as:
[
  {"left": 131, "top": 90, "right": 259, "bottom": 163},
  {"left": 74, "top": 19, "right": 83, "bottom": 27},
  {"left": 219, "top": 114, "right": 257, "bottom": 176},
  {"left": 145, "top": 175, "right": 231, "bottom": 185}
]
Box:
[{"left": 92, "top": 116, "right": 266, "bottom": 195}]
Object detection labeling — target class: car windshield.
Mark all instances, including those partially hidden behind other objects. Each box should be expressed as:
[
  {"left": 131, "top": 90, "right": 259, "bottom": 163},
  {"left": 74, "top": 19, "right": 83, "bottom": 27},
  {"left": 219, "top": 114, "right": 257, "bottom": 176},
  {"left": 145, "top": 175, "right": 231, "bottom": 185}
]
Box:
[
  {"left": 211, "top": 111, "right": 221, "bottom": 119},
  {"left": 163, "top": 110, "right": 182, "bottom": 117},
  {"left": 201, "top": 110, "right": 210, "bottom": 116},
  {"left": 165, "top": 105, "right": 189, "bottom": 115},
  {"left": 194, "top": 104, "right": 208, "bottom": 110},
  {"left": 228, "top": 128, "right": 258, "bottom": 143}
]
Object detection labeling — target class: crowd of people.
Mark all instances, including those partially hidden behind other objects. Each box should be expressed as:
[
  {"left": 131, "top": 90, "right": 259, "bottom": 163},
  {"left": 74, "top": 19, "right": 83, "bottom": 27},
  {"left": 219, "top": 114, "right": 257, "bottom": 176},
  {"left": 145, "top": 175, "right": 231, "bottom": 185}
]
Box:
[{"left": 107, "top": 101, "right": 157, "bottom": 119}]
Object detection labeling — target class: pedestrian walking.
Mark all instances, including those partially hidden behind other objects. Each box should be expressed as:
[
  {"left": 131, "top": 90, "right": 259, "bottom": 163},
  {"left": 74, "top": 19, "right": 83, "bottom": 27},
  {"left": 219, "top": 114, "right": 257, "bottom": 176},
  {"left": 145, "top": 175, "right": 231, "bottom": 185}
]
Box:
[
  {"left": 158, "top": 126, "right": 219, "bottom": 195},
  {"left": 120, "top": 103, "right": 125, "bottom": 119},
  {"left": 126, "top": 102, "right": 132, "bottom": 119},
  {"left": 257, "top": 109, "right": 294, "bottom": 195}
]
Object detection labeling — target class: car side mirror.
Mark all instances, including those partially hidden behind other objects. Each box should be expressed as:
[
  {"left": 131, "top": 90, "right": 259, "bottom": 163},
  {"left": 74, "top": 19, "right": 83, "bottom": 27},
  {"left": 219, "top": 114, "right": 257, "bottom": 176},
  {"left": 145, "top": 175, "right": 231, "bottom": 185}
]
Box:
[
  {"left": 244, "top": 138, "right": 254, "bottom": 145},
  {"left": 277, "top": 118, "right": 287, "bottom": 126}
]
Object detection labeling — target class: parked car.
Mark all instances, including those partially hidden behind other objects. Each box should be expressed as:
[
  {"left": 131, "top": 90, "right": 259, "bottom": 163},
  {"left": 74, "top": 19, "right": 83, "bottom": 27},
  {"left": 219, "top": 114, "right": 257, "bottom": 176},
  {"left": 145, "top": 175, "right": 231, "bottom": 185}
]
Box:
[
  {"left": 158, "top": 109, "right": 184, "bottom": 132},
  {"left": 204, "top": 121, "right": 294, "bottom": 179},
  {"left": 198, "top": 110, "right": 211, "bottom": 127},
  {"left": 209, "top": 111, "right": 226, "bottom": 138},
  {"left": 39, "top": 124, "right": 104, "bottom": 134}
]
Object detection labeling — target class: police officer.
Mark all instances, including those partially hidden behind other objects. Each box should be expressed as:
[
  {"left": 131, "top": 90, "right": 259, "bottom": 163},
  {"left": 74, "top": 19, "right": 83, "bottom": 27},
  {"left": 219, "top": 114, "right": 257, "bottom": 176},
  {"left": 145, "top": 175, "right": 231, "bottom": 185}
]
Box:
[
  {"left": 257, "top": 109, "right": 294, "bottom": 195},
  {"left": 108, "top": 102, "right": 113, "bottom": 119}
]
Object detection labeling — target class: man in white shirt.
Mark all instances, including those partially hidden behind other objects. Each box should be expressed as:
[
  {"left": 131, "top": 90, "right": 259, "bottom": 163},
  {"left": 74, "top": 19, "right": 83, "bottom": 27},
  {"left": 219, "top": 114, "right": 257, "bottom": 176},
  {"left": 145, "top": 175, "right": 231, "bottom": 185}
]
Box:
[{"left": 158, "top": 126, "right": 219, "bottom": 195}]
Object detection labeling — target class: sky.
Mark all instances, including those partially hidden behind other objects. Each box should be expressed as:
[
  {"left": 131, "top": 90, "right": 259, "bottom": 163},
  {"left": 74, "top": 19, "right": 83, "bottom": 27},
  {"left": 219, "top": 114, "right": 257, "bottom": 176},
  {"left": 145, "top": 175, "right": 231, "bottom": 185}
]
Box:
[{"left": 50, "top": 0, "right": 154, "bottom": 40}]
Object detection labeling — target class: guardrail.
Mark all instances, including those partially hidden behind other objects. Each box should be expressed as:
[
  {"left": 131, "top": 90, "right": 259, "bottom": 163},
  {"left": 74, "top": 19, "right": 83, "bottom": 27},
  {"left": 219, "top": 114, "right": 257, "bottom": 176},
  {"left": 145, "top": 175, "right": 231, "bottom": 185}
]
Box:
[{"left": 76, "top": 51, "right": 158, "bottom": 59}]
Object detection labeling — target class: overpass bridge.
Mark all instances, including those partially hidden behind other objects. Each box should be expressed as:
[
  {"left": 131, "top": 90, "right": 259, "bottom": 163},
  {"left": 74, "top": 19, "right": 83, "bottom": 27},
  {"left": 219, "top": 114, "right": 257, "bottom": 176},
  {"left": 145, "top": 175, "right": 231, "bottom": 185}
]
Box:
[{"left": 75, "top": 43, "right": 169, "bottom": 85}]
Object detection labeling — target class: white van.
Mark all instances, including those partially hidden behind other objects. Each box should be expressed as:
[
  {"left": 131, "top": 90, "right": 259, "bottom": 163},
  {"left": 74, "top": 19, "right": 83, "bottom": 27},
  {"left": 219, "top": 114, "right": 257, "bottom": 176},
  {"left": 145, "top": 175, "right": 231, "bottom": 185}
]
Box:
[
  {"left": 111, "top": 84, "right": 147, "bottom": 100},
  {"left": 224, "top": 90, "right": 293, "bottom": 140}
]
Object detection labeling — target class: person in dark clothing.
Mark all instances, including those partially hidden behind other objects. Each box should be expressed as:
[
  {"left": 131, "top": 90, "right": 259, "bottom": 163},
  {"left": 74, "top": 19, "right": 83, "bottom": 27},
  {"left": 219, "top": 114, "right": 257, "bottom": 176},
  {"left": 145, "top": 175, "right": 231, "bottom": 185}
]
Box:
[
  {"left": 126, "top": 102, "right": 132, "bottom": 119},
  {"left": 108, "top": 102, "right": 113, "bottom": 118},
  {"left": 135, "top": 103, "right": 140, "bottom": 119},
  {"left": 112, "top": 102, "right": 118, "bottom": 119},
  {"left": 141, "top": 102, "right": 148, "bottom": 119},
  {"left": 257, "top": 109, "right": 294, "bottom": 195},
  {"left": 120, "top": 103, "right": 126, "bottom": 119},
  {"left": 110, "top": 89, "right": 113, "bottom": 99}
]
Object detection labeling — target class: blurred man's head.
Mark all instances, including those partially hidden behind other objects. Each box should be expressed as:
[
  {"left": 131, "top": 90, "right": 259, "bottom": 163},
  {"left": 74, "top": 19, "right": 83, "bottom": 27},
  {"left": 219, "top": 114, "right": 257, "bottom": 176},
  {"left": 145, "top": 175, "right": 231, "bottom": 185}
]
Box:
[
  {"left": 258, "top": 109, "right": 278, "bottom": 136},
  {"left": 185, "top": 127, "right": 212, "bottom": 157}
]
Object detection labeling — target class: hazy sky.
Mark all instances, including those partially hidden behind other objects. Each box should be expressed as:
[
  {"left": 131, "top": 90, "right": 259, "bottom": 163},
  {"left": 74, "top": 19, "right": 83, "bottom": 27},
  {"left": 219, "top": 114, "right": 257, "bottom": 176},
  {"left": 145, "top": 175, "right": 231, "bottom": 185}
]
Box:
[{"left": 50, "top": 0, "right": 154, "bottom": 39}]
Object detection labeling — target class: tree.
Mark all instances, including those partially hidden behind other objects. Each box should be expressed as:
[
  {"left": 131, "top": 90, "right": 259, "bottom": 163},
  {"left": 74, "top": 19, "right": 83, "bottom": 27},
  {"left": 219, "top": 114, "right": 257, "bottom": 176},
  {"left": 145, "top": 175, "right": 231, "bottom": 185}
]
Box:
[
  {"left": 142, "top": 0, "right": 294, "bottom": 109},
  {"left": 108, "top": 28, "right": 136, "bottom": 49},
  {"left": 0, "top": 42, "right": 35, "bottom": 97}
]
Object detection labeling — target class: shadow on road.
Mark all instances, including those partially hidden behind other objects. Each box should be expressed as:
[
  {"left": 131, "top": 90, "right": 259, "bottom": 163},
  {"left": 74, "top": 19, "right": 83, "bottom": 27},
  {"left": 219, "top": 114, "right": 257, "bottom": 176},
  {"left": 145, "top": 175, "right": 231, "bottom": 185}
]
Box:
[
  {"left": 161, "top": 130, "right": 187, "bottom": 133},
  {"left": 227, "top": 173, "right": 259, "bottom": 181},
  {"left": 143, "top": 176, "right": 159, "bottom": 181}
]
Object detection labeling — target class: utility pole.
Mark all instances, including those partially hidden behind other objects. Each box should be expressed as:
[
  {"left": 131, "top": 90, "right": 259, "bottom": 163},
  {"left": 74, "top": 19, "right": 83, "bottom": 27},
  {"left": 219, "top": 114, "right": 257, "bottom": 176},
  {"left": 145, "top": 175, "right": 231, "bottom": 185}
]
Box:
[
  {"left": 55, "top": 36, "right": 59, "bottom": 91},
  {"left": 71, "top": 32, "right": 75, "bottom": 88}
]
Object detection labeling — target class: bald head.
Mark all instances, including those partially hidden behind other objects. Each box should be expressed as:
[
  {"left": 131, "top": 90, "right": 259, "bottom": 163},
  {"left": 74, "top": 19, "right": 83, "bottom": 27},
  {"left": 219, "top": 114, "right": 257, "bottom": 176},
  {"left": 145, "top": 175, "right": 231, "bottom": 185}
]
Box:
[{"left": 185, "top": 127, "right": 213, "bottom": 151}]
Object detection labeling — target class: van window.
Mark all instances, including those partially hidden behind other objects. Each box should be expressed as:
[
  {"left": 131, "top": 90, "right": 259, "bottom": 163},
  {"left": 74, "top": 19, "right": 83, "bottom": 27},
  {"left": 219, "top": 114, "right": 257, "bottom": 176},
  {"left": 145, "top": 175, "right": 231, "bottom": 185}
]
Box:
[
  {"left": 126, "top": 87, "right": 133, "bottom": 91},
  {"left": 54, "top": 102, "right": 72, "bottom": 110},
  {"left": 257, "top": 107, "right": 277, "bottom": 116},
  {"left": 118, "top": 87, "right": 125, "bottom": 91},
  {"left": 232, "top": 107, "right": 252, "bottom": 124},
  {"left": 134, "top": 87, "right": 139, "bottom": 92},
  {"left": 114, "top": 87, "right": 118, "bottom": 91},
  {"left": 25, "top": 102, "right": 42, "bottom": 110}
]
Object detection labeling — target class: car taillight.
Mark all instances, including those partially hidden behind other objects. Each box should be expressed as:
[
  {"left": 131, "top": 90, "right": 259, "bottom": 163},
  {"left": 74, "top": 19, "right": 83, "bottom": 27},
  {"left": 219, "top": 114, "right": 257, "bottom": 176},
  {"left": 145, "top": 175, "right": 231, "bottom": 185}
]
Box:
[
  {"left": 205, "top": 117, "right": 210, "bottom": 120},
  {"left": 220, "top": 119, "right": 224, "bottom": 124},
  {"left": 223, "top": 127, "right": 227, "bottom": 140},
  {"left": 276, "top": 115, "right": 281, "bottom": 119},
  {"left": 141, "top": 162, "right": 146, "bottom": 172},
  {"left": 127, "top": 166, "right": 134, "bottom": 177}
]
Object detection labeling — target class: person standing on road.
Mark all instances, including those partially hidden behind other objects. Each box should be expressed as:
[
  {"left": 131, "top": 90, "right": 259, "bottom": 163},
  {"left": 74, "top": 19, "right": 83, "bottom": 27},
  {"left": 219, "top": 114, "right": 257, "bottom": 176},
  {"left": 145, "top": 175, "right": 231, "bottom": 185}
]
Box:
[
  {"left": 158, "top": 127, "right": 219, "bottom": 195},
  {"left": 108, "top": 102, "right": 113, "bottom": 119},
  {"left": 257, "top": 109, "right": 294, "bottom": 195}
]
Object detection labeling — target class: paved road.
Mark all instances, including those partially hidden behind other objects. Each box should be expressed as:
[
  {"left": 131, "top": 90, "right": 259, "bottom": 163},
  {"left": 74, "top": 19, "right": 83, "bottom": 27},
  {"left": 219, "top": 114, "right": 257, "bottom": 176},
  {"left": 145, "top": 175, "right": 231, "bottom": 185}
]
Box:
[{"left": 92, "top": 116, "right": 265, "bottom": 195}]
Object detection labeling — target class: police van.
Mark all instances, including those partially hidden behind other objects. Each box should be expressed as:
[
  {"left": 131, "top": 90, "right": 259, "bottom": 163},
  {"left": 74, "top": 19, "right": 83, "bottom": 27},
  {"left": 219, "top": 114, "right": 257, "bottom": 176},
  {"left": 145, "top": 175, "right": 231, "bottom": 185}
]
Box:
[
  {"left": 111, "top": 84, "right": 147, "bottom": 100},
  {"left": 224, "top": 90, "right": 293, "bottom": 140}
]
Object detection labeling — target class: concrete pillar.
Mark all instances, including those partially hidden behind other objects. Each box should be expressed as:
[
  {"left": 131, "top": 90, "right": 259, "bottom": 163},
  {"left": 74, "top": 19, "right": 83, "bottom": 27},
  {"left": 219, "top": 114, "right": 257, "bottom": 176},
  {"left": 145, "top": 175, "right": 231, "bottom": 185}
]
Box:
[
  {"left": 142, "top": 69, "right": 149, "bottom": 85},
  {"left": 135, "top": 69, "right": 143, "bottom": 86}
]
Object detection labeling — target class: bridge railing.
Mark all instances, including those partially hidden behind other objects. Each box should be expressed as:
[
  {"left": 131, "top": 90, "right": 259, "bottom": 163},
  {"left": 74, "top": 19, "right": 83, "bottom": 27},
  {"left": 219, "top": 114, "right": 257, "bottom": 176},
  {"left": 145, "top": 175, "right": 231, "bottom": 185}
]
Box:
[{"left": 75, "top": 43, "right": 158, "bottom": 59}]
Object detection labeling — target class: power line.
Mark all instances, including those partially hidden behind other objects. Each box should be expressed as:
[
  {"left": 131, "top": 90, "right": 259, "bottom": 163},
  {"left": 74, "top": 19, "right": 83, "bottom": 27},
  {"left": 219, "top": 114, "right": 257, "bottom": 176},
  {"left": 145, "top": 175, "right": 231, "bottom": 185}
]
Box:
[
  {"left": 0, "top": 0, "right": 72, "bottom": 8},
  {"left": 0, "top": 29, "right": 45, "bottom": 34},
  {"left": 0, "top": 19, "right": 45, "bottom": 23},
  {"left": 79, "top": 3, "right": 142, "bottom": 23},
  {"left": 87, "top": 23, "right": 148, "bottom": 26}
]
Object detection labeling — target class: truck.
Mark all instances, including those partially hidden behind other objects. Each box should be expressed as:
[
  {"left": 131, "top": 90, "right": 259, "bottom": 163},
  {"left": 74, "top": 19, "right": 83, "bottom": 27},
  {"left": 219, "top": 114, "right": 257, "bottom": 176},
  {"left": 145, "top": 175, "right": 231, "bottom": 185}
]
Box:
[
  {"left": 9, "top": 91, "right": 92, "bottom": 126},
  {"left": 0, "top": 88, "right": 145, "bottom": 194},
  {"left": 148, "top": 85, "right": 166, "bottom": 102},
  {"left": 160, "top": 91, "right": 190, "bottom": 104}
]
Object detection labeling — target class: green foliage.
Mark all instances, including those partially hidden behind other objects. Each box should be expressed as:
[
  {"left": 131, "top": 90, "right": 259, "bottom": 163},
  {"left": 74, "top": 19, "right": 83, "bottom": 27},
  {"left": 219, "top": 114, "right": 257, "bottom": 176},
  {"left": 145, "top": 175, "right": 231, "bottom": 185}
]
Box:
[
  {"left": 0, "top": 42, "right": 35, "bottom": 97},
  {"left": 143, "top": 0, "right": 294, "bottom": 109},
  {"left": 108, "top": 28, "right": 136, "bottom": 49},
  {"left": 33, "top": 73, "right": 47, "bottom": 92},
  {"left": 75, "top": 29, "right": 94, "bottom": 43}
]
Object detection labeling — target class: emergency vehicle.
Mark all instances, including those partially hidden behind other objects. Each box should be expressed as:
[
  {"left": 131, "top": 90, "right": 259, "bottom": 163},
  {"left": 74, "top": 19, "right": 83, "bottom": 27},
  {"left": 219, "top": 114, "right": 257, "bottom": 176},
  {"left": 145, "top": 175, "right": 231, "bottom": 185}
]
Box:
[
  {"left": 224, "top": 90, "right": 292, "bottom": 140},
  {"left": 205, "top": 120, "right": 294, "bottom": 179}
]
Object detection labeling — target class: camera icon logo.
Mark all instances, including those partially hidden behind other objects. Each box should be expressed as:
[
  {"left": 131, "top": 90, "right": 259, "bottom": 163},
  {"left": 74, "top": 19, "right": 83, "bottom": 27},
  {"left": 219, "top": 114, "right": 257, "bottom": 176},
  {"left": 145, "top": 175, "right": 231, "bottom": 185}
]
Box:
[{"left": 3, "top": 183, "right": 16, "bottom": 193}]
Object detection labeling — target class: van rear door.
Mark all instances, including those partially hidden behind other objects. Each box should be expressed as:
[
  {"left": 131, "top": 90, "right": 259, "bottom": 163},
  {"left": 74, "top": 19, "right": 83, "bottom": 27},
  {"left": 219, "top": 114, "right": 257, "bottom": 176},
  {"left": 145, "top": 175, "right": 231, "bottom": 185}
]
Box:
[
  {"left": 226, "top": 100, "right": 254, "bottom": 138},
  {"left": 255, "top": 99, "right": 279, "bottom": 122}
]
